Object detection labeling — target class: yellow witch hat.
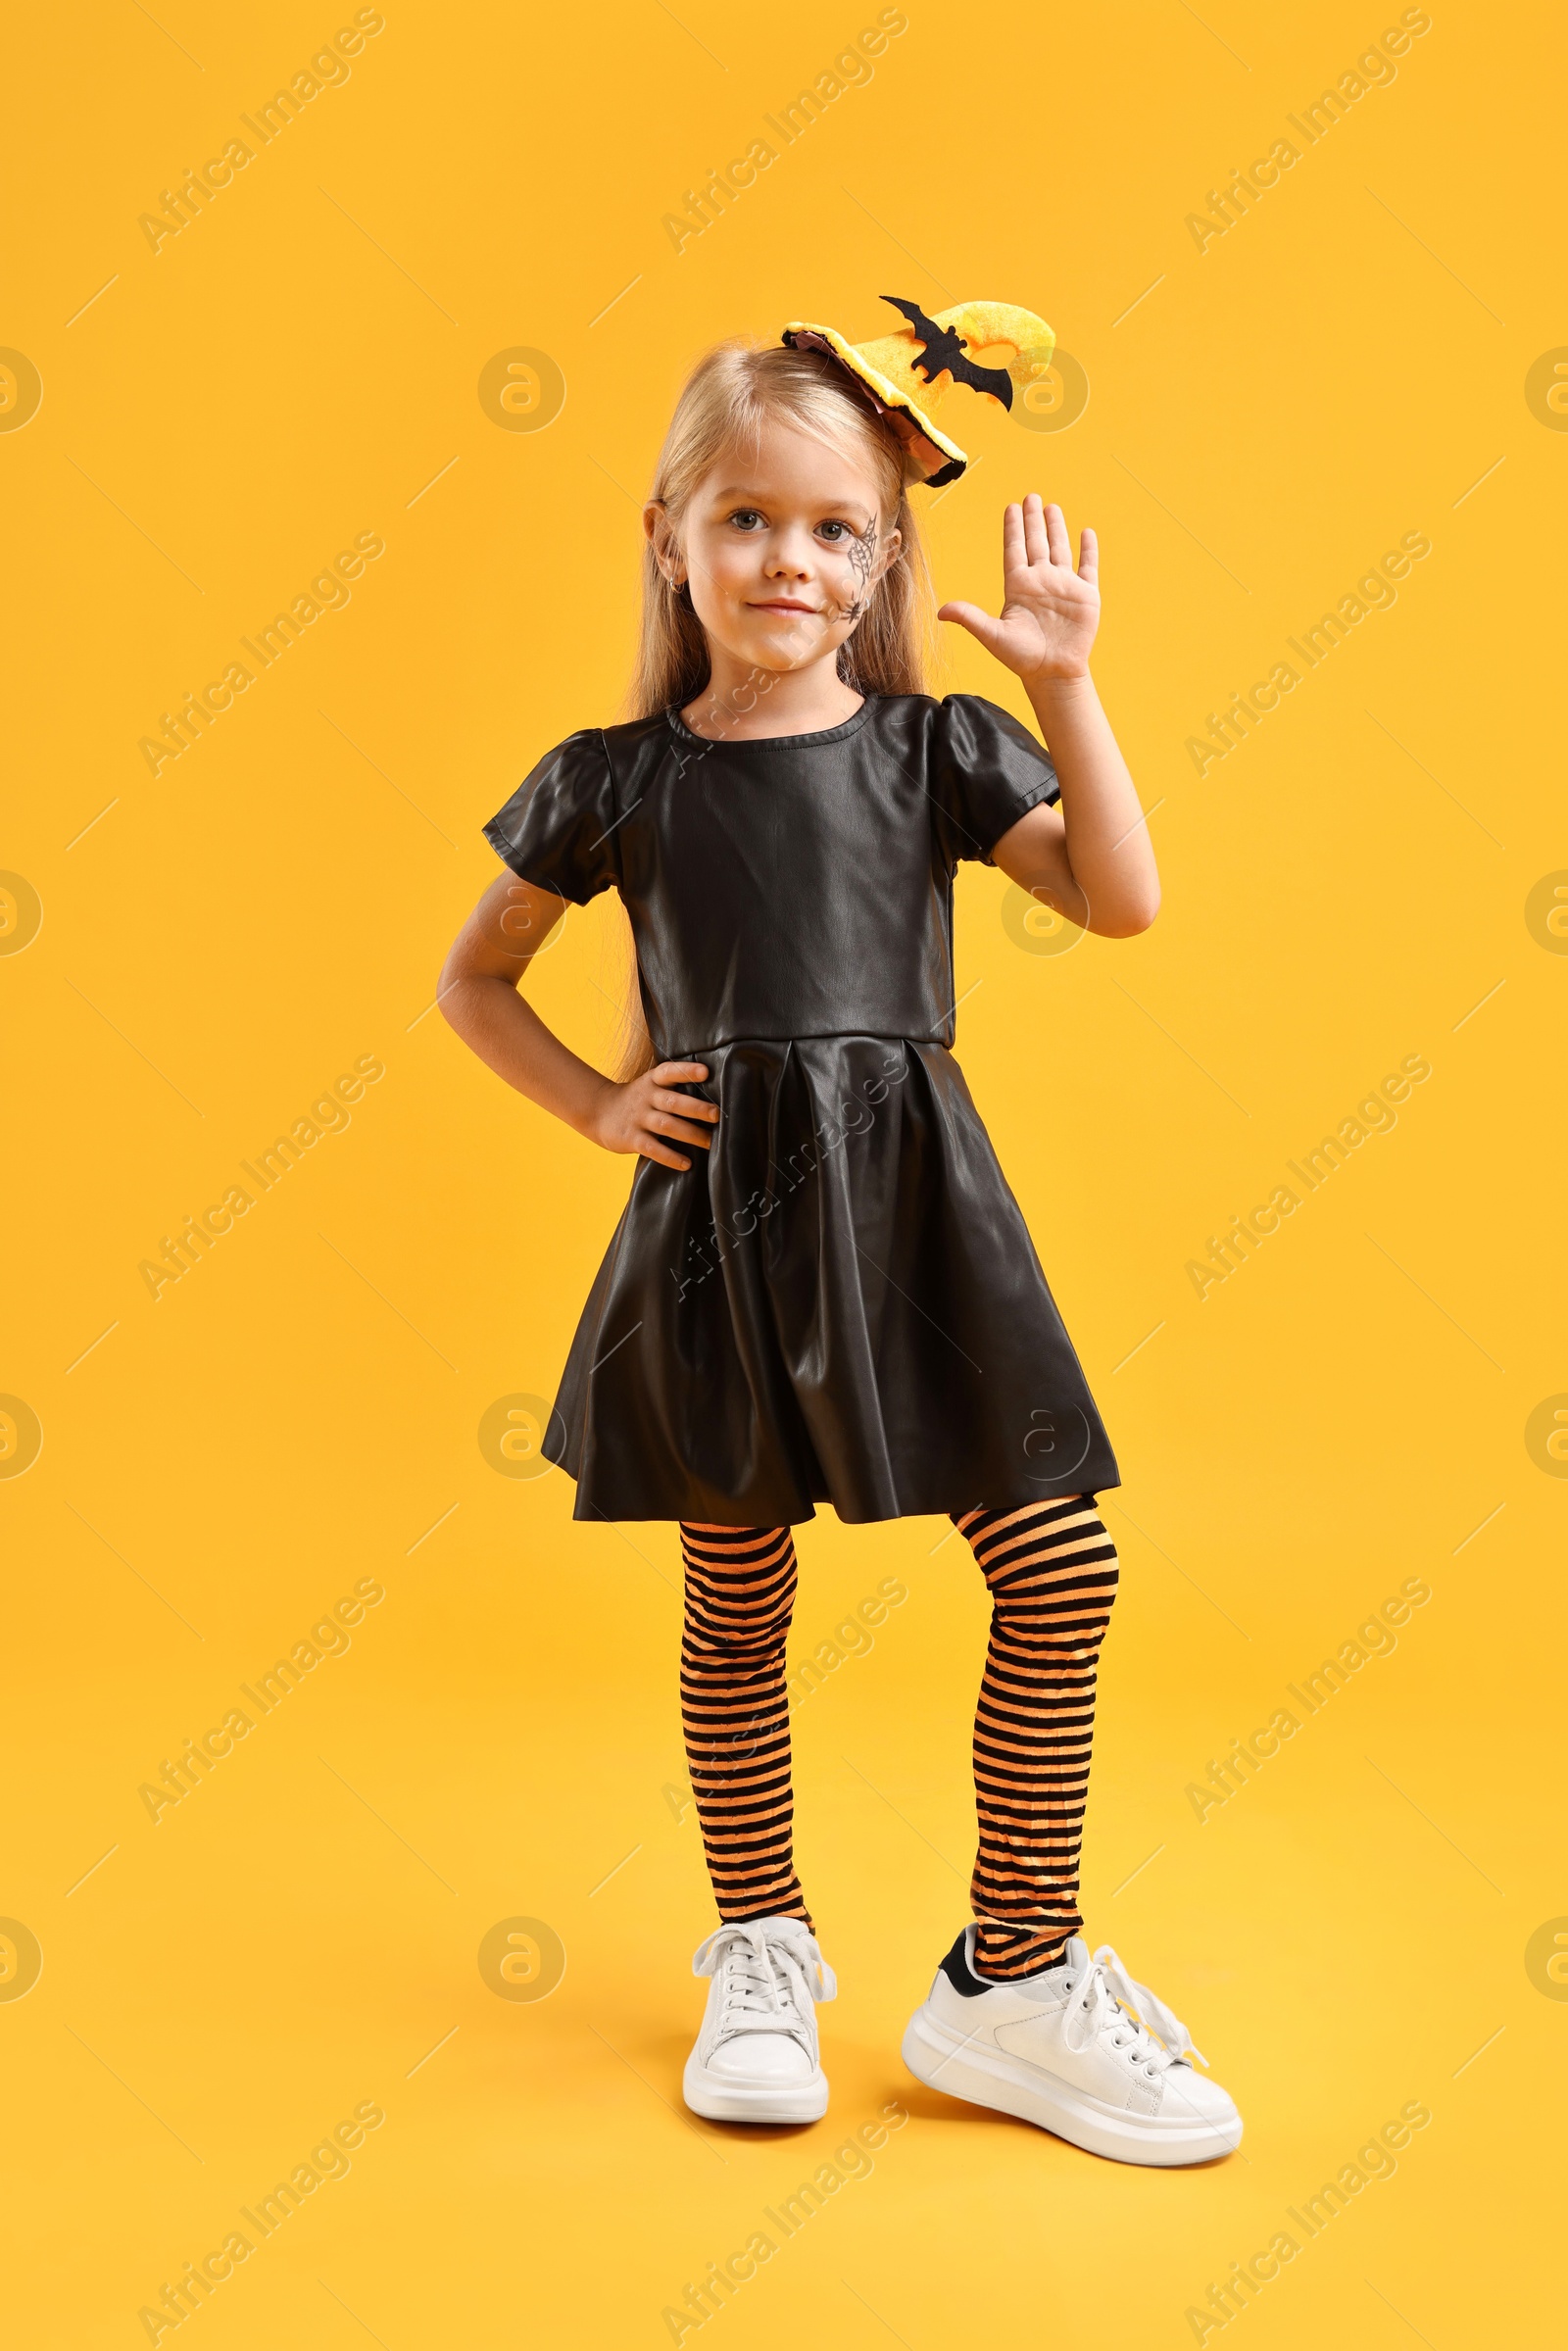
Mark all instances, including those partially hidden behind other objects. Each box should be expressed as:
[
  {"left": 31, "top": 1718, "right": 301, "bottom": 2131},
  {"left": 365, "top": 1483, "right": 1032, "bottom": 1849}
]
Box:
[{"left": 782, "top": 295, "right": 1054, "bottom": 487}]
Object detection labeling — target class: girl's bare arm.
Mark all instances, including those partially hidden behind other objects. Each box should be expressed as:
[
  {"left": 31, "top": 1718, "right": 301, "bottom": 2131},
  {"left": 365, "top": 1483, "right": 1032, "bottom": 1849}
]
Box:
[
  {"left": 438, "top": 871, "right": 718, "bottom": 1171},
  {"left": 941, "top": 494, "right": 1159, "bottom": 939}
]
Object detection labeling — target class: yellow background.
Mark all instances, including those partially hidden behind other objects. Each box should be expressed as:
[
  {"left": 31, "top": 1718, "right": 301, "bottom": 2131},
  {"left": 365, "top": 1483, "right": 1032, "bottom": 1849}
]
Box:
[{"left": 5, "top": 0, "right": 1563, "bottom": 2341}]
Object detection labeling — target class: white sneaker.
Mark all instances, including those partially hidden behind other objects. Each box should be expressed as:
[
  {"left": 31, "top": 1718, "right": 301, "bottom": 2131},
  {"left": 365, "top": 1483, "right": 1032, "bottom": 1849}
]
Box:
[
  {"left": 682, "top": 1917, "right": 837, "bottom": 2124},
  {"left": 903, "top": 1927, "right": 1242, "bottom": 2166}
]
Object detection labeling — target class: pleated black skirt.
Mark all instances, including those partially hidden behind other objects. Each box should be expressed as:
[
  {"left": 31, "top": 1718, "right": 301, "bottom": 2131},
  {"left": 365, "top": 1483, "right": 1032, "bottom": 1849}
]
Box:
[{"left": 542, "top": 1035, "right": 1119, "bottom": 1524}]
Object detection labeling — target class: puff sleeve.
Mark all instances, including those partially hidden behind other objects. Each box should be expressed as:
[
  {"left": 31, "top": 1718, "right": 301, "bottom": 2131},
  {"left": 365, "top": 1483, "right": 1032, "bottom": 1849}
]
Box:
[
  {"left": 482, "top": 728, "right": 619, "bottom": 906},
  {"left": 928, "top": 694, "right": 1060, "bottom": 874}
]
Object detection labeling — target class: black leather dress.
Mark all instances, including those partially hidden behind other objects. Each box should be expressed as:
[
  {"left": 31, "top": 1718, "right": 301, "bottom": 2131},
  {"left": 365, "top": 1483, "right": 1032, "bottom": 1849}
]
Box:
[{"left": 483, "top": 693, "right": 1119, "bottom": 1525}]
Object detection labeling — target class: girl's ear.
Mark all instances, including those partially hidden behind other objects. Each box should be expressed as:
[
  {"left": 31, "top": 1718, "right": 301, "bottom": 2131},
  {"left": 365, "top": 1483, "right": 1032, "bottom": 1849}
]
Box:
[{"left": 643, "top": 498, "right": 685, "bottom": 586}]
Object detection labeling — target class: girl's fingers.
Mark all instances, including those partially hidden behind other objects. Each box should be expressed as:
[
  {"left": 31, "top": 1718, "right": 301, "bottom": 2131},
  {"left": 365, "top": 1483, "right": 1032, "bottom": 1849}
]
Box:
[
  {"left": 1021, "top": 493, "right": 1051, "bottom": 568},
  {"left": 626, "top": 1064, "right": 716, "bottom": 1165},
  {"left": 649, "top": 1111, "right": 714, "bottom": 1150},
  {"left": 1043, "top": 500, "right": 1072, "bottom": 567},
  {"left": 1077, "top": 525, "right": 1099, "bottom": 584},
  {"left": 651, "top": 1088, "right": 718, "bottom": 1122},
  {"left": 937, "top": 598, "right": 1006, "bottom": 656},
  {"left": 1001, "top": 503, "right": 1026, "bottom": 573}
]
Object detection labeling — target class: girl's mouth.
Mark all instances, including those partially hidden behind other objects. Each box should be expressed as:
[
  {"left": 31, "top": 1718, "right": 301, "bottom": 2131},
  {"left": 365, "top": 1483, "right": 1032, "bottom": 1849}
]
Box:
[{"left": 749, "top": 599, "right": 819, "bottom": 614}]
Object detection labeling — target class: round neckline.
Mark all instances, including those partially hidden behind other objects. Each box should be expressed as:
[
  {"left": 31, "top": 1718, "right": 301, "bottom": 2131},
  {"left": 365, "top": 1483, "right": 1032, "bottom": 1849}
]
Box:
[{"left": 666, "top": 697, "right": 875, "bottom": 753}]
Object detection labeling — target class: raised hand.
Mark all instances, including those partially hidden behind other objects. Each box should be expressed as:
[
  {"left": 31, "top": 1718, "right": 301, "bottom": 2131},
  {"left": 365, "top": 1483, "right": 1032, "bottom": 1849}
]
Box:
[{"left": 939, "top": 494, "right": 1100, "bottom": 684}]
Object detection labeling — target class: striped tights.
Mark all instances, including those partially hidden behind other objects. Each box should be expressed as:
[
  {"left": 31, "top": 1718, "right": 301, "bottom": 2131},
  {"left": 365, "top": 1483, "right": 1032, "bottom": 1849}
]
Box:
[{"left": 678, "top": 1495, "right": 1119, "bottom": 1981}]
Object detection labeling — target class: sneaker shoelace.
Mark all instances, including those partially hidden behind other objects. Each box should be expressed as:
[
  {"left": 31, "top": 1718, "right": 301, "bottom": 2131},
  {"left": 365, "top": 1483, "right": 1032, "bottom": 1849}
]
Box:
[
  {"left": 1063, "top": 1943, "right": 1208, "bottom": 2071},
  {"left": 692, "top": 1922, "right": 836, "bottom": 2047}
]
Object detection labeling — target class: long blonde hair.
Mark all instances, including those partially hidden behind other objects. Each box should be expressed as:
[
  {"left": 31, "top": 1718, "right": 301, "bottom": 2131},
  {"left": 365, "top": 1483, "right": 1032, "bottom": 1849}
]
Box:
[{"left": 608, "top": 339, "right": 936, "bottom": 1078}]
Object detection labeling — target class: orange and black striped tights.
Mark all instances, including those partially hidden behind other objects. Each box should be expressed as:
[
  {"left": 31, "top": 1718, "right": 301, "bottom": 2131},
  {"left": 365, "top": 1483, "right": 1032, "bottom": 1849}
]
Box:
[{"left": 679, "top": 1495, "right": 1119, "bottom": 1982}]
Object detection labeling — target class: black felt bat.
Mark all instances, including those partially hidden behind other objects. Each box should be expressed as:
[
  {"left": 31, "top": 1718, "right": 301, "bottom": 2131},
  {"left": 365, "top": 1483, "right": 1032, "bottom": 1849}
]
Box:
[{"left": 881, "top": 295, "right": 1014, "bottom": 410}]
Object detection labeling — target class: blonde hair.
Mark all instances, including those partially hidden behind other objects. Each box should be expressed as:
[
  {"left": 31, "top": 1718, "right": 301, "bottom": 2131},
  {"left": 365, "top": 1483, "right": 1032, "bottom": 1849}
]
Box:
[{"left": 608, "top": 339, "right": 936, "bottom": 1078}]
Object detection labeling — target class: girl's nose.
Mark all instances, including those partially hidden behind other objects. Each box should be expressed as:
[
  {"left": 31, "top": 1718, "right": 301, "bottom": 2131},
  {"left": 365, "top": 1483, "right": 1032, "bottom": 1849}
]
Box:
[{"left": 763, "top": 527, "right": 815, "bottom": 577}]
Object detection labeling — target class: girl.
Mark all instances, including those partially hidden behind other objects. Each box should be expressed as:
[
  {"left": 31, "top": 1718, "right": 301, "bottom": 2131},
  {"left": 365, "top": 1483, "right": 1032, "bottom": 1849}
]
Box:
[{"left": 440, "top": 304, "right": 1241, "bottom": 2165}]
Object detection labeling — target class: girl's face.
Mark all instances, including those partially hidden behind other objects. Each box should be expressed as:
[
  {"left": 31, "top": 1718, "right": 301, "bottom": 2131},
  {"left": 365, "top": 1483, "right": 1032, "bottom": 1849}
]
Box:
[{"left": 653, "top": 418, "right": 901, "bottom": 681}]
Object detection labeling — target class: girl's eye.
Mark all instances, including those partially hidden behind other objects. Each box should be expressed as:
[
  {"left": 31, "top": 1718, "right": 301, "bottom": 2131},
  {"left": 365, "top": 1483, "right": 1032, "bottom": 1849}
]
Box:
[
  {"left": 728, "top": 509, "right": 764, "bottom": 531},
  {"left": 818, "top": 520, "right": 851, "bottom": 543}
]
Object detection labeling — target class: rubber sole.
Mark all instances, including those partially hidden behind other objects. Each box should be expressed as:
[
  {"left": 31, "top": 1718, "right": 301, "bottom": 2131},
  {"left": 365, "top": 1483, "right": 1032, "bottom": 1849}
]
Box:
[
  {"left": 902, "top": 2005, "right": 1242, "bottom": 2167},
  {"left": 682, "top": 2054, "right": 829, "bottom": 2125}
]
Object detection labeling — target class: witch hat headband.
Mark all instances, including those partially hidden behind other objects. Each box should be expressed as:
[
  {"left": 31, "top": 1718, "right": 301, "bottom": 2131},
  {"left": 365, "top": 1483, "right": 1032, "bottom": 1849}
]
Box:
[{"left": 782, "top": 296, "right": 1054, "bottom": 488}]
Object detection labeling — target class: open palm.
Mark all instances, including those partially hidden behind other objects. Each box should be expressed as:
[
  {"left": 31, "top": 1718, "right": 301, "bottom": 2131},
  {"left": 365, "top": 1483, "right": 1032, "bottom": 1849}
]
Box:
[{"left": 940, "top": 493, "right": 1100, "bottom": 683}]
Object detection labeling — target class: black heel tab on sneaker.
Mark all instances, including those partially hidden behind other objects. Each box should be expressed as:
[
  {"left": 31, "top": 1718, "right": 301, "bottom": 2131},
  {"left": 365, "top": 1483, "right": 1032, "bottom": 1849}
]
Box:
[{"left": 938, "top": 1930, "right": 994, "bottom": 1999}]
